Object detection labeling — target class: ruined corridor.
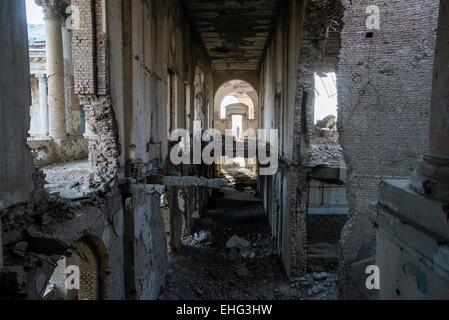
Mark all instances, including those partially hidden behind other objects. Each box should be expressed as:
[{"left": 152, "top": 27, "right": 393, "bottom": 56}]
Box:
[{"left": 0, "top": 0, "right": 449, "bottom": 303}]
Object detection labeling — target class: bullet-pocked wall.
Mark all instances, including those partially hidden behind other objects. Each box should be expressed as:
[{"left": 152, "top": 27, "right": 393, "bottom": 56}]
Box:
[{"left": 337, "top": 0, "right": 440, "bottom": 298}]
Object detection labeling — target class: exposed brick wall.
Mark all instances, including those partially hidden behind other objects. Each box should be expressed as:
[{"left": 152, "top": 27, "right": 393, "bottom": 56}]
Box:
[
  {"left": 337, "top": 0, "right": 439, "bottom": 297},
  {"left": 72, "top": 241, "right": 98, "bottom": 300},
  {"left": 72, "top": 0, "right": 107, "bottom": 95},
  {"left": 95, "top": 0, "right": 107, "bottom": 95},
  {"left": 72, "top": 0, "right": 96, "bottom": 95},
  {"left": 71, "top": 0, "right": 121, "bottom": 189}
]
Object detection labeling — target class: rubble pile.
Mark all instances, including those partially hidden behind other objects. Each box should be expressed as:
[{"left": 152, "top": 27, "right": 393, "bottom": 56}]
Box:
[
  {"left": 306, "top": 114, "right": 345, "bottom": 167},
  {"left": 305, "top": 144, "right": 345, "bottom": 166},
  {"left": 42, "top": 160, "right": 93, "bottom": 199},
  {"left": 159, "top": 182, "right": 338, "bottom": 300},
  {"left": 311, "top": 115, "right": 340, "bottom": 145}
]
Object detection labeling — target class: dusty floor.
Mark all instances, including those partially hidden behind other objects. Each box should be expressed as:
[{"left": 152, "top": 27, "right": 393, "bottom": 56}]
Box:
[
  {"left": 42, "top": 159, "right": 92, "bottom": 199},
  {"left": 159, "top": 168, "right": 338, "bottom": 300}
]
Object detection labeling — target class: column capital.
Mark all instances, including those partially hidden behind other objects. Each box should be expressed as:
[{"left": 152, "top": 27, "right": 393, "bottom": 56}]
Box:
[{"left": 35, "top": 0, "right": 69, "bottom": 22}]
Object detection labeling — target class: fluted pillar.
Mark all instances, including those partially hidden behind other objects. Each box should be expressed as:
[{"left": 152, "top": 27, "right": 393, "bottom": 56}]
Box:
[{"left": 37, "top": 0, "right": 67, "bottom": 140}]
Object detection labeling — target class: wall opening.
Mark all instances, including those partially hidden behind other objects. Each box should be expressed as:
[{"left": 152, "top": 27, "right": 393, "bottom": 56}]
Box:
[
  {"left": 220, "top": 96, "right": 240, "bottom": 119},
  {"left": 214, "top": 80, "right": 259, "bottom": 177},
  {"left": 25, "top": 0, "right": 90, "bottom": 199},
  {"left": 313, "top": 72, "right": 338, "bottom": 125},
  {"left": 232, "top": 115, "right": 243, "bottom": 138},
  {"left": 307, "top": 71, "right": 347, "bottom": 273}
]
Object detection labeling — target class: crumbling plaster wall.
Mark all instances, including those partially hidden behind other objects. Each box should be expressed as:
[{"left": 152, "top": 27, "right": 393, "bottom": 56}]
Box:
[
  {"left": 337, "top": 0, "right": 439, "bottom": 298},
  {"left": 289, "top": 0, "right": 344, "bottom": 279}
]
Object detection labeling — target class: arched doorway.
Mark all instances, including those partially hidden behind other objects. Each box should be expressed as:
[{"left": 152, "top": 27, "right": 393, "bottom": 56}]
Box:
[
  {"left": 43, "top": 235, "right": 110, "bottom": 300},
  {"left": 213, "top": 80, "right": 259, "bottom": 195}
]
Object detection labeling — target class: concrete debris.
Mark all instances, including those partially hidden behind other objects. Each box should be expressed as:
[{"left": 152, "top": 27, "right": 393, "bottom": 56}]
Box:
[
  {"left": 226, "top": 235, "right": 250, "bottom": 251},
  {"left": 235, "top": 265, "right": 252, "bottom": 277},
  {"left": 129, "top": 184, "right": 166, "bottom": 195},
  {"left": 312, "top": 272, "right": 329, "bottom": 281},
  {"left": 317, "top": 115, "right": 336, "bottom": 130},
  {"left": 12, "top": 242, "right": 28, "bottom": 257},
  {"left": 310, "top": 114, "right": 340, "bottom": 147},
  {"left": 42, "top": 160, "right": 94, "bottom": 199},
  {"left": 311, "top": 283, "right": 325, "bottom": 295},
  {"left": 147, "top": 174, "right": 229, "bottom": 188},
  {"left": 305, "top": 144, "right": 345, "bottom": 167},
  {"left": 182, "top": 231, "right": 211, "bottom": 249},
  {"left": 160, "top": 179, "right": 339, "bottom": 300}
]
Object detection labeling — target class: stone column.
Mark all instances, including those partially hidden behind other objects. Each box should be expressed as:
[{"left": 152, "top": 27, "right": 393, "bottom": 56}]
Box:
[
  {"left": 61, "top": 22, "right": 72, "bottom": 135},
  {"left": 411, "top": 1, "right": 449, "bottom": 202},
  {"left": 37, "top": 0, "right": 67, "bottom": 140},
  {"left": 38, "top": 74, "right": 49, "bottom": 136}
]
